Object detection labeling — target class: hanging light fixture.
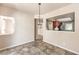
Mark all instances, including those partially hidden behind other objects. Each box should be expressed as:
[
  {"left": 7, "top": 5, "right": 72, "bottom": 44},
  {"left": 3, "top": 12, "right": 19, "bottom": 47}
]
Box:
[{"left": 38, "top": 3, "right": 41, "bottom": 24}]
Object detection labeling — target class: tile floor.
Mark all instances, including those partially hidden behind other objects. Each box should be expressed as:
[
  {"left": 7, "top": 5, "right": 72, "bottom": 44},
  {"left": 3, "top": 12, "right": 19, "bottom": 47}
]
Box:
[{"left": 0, "top": 40, "right": 76, "bottom": 55}]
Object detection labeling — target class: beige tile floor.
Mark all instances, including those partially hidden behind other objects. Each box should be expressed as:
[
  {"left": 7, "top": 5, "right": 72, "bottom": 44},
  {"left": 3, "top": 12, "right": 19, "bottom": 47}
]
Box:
[{"left": 0, "top": 41, "right": 76, "bottom": 55}]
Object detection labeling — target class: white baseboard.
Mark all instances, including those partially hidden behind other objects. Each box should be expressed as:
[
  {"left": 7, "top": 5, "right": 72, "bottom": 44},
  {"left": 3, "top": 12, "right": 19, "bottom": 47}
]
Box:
[
  {"left": 44, "top": 40, "right": 79, "bottom": 55},
  {"left": 0, "top": 40, "right": 33, "bottom": 51}
]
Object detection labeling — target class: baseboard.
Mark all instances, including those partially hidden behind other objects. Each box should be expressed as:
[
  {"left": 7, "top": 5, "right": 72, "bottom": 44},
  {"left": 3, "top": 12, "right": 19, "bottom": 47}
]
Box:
[
  {"left": 44, "top": 40, "right": 79, "bottom": 55},
  {"left": 0, "top": 40, "right": 34, "bottom": 51}
]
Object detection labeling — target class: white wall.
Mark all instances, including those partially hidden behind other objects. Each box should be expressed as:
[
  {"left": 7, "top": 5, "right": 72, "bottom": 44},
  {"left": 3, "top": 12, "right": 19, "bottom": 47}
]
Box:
[
  {"left": 0, "top": 6, "right": 34, "bottom": 50},
  {"left": 43, "top": 4, "right": 79, "bottom": 54}
]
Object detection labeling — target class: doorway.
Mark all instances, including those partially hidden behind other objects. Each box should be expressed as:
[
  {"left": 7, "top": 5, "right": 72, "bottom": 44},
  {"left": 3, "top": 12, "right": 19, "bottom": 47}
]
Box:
[{"left": 34, "top": 18, "right": 43, "bottom": 41}]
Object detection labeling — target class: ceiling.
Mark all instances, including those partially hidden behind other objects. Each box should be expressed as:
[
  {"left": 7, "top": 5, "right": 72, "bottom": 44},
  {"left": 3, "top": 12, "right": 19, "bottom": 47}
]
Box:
[{"left": 1, "top": 3, "right": 70, "bottom": 15}]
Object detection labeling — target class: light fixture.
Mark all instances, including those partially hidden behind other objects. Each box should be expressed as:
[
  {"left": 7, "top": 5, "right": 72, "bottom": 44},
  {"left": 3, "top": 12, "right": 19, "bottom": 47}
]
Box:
[{"left": 38, "top": 3, "right": 41, "bottom": 24}]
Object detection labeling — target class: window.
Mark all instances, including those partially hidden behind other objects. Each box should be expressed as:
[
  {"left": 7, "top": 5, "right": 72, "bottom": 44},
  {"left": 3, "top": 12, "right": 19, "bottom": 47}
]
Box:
[{"left": 0, "top": 16, "right": 15, "bottom": 35}]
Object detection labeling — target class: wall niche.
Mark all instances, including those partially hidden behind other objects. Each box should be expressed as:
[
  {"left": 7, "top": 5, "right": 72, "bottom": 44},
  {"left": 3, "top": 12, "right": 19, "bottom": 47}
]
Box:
[{"left": 46, "top": 12, "right": 75, "bottom": 32}]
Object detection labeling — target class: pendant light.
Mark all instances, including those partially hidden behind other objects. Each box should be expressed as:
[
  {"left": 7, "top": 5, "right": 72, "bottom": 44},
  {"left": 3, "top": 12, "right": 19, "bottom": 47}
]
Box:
[{"left": 38, "top": 3, "right": 41, "bottom": 24}]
